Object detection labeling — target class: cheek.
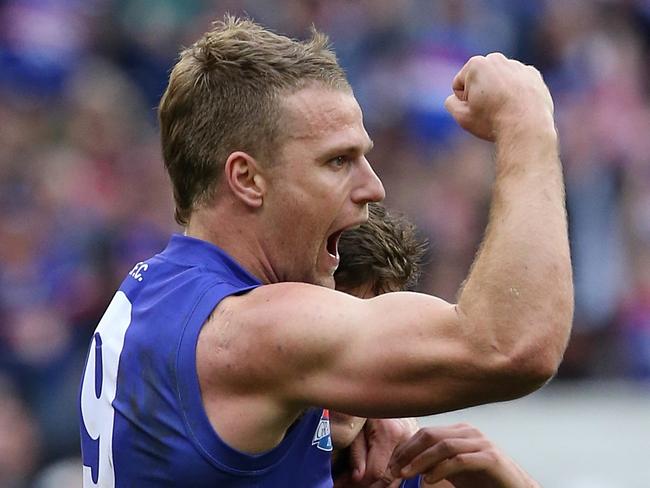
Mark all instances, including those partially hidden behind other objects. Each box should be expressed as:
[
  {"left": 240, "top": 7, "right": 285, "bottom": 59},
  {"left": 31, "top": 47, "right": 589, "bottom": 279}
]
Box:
[
  {"left": 270, "top": 208, "right": 321, "bottom": 258},
  {"left": 265, "top": 173, "right": 339, "bottom": 249}
]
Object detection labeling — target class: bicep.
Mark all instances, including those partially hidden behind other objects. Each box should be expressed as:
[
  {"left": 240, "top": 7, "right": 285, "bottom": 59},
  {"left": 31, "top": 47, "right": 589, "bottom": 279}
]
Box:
[
  {"left": 229, "top": 284, "right": 508, "bottom": 419},
  {"left": 290, "top": 292, "right": 491, "bottom": 417}
]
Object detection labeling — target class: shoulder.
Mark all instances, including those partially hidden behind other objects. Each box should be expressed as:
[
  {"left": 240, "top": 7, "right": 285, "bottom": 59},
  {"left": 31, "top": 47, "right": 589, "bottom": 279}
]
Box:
[
  {"left": 225, "top": 282, "right": 355, "bottom": 322},
  {"left": 197, "top": 283, "right": 356, "bottom": 389},
  {"left": 195, "top": 283, "right": 347, "bottom": 447},
  {"left": 219, "top": 282, "right": 380, "bottom": 358},
  {"left": 202, "top": 282, "right": 356, "bottom": 348}
]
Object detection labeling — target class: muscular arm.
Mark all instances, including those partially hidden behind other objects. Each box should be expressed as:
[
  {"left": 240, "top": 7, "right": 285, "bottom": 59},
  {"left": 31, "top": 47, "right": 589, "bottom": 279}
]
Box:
[
  {"left": 199, "top": 53, "right": 572, "bottom": 449},
  {"left": 457, "top": 124, "right": 570, "bottom": 383},
  {"left": 212, "top": 281, "right": 564, "bottom": 419},
  {"left": 451, "top": 54, "right": 572, "bottom": 388}
]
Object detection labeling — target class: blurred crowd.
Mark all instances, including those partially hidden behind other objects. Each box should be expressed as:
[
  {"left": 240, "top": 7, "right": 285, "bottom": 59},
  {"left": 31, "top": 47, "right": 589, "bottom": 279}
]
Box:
[{"left": 0, "top": 0, "right": 649, "bottom": 485}]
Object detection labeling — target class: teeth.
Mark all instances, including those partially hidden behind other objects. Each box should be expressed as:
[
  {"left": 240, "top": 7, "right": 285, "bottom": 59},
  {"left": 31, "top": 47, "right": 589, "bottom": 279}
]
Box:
[
  {"left": 327, "top": 231, "right": 340, "bottom": 258},
  {"left": 328, "top": 244, "right": 337, "bottom": 258}
]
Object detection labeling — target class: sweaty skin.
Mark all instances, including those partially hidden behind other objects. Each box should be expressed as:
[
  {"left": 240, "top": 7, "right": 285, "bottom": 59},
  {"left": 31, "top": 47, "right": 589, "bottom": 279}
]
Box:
[{"left": 194, "top": 53, "right": 572, "bottom": 465}]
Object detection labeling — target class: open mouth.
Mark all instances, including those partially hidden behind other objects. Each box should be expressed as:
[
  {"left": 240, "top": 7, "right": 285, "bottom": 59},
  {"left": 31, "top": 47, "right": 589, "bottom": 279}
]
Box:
[{"left": 326, "top": 230, "right": 343, "bottom": 259}]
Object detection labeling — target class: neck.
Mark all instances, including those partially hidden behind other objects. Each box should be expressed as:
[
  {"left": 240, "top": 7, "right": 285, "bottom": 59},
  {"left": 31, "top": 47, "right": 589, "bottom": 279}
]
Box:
[{"left": 185, "top": 202, "right": 279, "bottom": 285}]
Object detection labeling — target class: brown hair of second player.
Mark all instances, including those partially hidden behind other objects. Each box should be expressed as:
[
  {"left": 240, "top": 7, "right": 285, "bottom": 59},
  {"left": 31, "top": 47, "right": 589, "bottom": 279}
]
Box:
[{"left": 335, "top": 203, "right": 428, "bottom": 295}]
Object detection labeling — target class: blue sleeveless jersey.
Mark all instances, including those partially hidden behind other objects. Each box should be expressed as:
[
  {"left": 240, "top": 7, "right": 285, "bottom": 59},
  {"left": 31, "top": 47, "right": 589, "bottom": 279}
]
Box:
[{"left": 79, "top": 234, "right": 334, "bottom": 487}]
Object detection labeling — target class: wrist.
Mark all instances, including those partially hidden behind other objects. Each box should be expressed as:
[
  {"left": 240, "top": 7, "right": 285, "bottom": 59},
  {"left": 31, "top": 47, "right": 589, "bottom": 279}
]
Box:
[
  {"left": 494, "top": 120, "right": 560, "bottom": 176},
  {"left": 496, "top": 119, "right": 557, "bottom": 147}
]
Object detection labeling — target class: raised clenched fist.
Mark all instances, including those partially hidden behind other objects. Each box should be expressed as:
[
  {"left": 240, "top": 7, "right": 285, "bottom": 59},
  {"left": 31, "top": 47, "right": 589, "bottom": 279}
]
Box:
[{"left": 445, "top": 52, "right": 555, "bottom": 142}]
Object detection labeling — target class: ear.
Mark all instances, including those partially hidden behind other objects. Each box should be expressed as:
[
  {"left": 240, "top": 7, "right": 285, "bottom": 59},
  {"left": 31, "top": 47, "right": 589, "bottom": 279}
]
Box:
[{"left": 224, "top": 151, "right": 266, "bottom": 208}]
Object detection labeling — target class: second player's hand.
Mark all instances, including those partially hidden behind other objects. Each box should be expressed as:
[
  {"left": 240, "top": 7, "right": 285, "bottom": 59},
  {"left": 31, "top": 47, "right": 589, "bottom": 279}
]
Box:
[
  {"left": 374, "top": 424, "right": 540, "bottom": 488},
  {"left": 341, "top": 418, "right": 418, "bottom": 486},
  {"left": 445, "top": 52, "right": 555, "bottom": 142}
]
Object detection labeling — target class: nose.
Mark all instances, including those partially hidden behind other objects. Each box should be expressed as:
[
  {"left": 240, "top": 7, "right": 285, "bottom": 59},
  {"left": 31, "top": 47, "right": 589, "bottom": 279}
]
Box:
[{"left": 351, "top": 157, "right": 386, "bottom": 205}]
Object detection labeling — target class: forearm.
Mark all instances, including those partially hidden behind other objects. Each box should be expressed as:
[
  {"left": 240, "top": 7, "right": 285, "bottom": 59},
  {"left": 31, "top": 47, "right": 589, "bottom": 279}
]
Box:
[{"left": 458, "top": 125, "right": 573, "bottom": 383}]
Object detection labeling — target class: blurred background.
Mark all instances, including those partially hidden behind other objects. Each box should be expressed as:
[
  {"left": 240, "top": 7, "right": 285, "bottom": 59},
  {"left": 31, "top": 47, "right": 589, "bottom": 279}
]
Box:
[{"left": 0, "top": 0, "right": 649, "bottom": 486}]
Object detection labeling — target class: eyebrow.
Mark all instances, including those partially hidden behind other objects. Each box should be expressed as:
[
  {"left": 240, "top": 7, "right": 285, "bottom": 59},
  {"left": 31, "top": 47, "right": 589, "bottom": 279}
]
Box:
[{"left": 322, "top": 138, "right": 374, "bottom": 161}]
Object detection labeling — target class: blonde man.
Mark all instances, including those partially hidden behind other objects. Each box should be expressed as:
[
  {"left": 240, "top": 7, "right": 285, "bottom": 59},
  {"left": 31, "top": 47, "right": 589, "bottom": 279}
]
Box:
[{"left": 79, "top": 16, "right": 571, "bottom": 487}]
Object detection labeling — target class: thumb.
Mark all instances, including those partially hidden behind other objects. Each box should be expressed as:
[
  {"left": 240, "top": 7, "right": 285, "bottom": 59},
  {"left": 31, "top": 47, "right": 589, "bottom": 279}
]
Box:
[
  {"left": 444, "top": 94, "right": 471, "bottom": 126},
  {"left": 349, "top": 431, "right": 368, "bottom": 482}
]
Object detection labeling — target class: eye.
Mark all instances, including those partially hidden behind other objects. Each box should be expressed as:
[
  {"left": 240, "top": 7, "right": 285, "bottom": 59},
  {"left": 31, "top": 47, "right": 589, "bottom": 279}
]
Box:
[{"left": 329, "top": 155, "right": 349, "bottom": 168}]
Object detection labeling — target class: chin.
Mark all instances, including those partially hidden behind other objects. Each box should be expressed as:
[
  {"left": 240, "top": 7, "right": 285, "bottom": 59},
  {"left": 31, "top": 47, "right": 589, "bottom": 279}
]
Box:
[{"left": 314, "top": 274, "right": 336, "bottom": 289}]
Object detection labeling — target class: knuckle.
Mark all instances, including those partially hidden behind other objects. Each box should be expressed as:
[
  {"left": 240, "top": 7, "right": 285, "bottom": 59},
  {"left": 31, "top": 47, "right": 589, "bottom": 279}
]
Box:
[
  {"left": 420, "top": 428, "right": 439, "bottom": 446},
  {"left": 420, "top": 428, "right": 438, "bottom": 444},
  {"left": 477, "top": 437, "right": 492, "bottom": 450},
  {"left": 527, "top": 65, "right": 542, "bottom": 76},
  {"left": 437, "top": 439, "right": 454, "bottom": 456},
  {"left": 467, "top": 55, "right": 486, "bottom": 67},
  {"left": 454, "top": 453, "right": 471, "bottom": 466},
  {"left": 486, "top": 52, "right": 506, "bottom": 60},
  {"left": 483, "top": 448, "right": 500, "bottom": 464}
]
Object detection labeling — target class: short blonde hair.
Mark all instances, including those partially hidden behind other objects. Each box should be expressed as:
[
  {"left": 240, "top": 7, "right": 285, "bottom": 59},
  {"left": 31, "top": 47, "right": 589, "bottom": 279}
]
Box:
[{"left": 158, "top": 16, "right": 350, "bottom": 225}]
